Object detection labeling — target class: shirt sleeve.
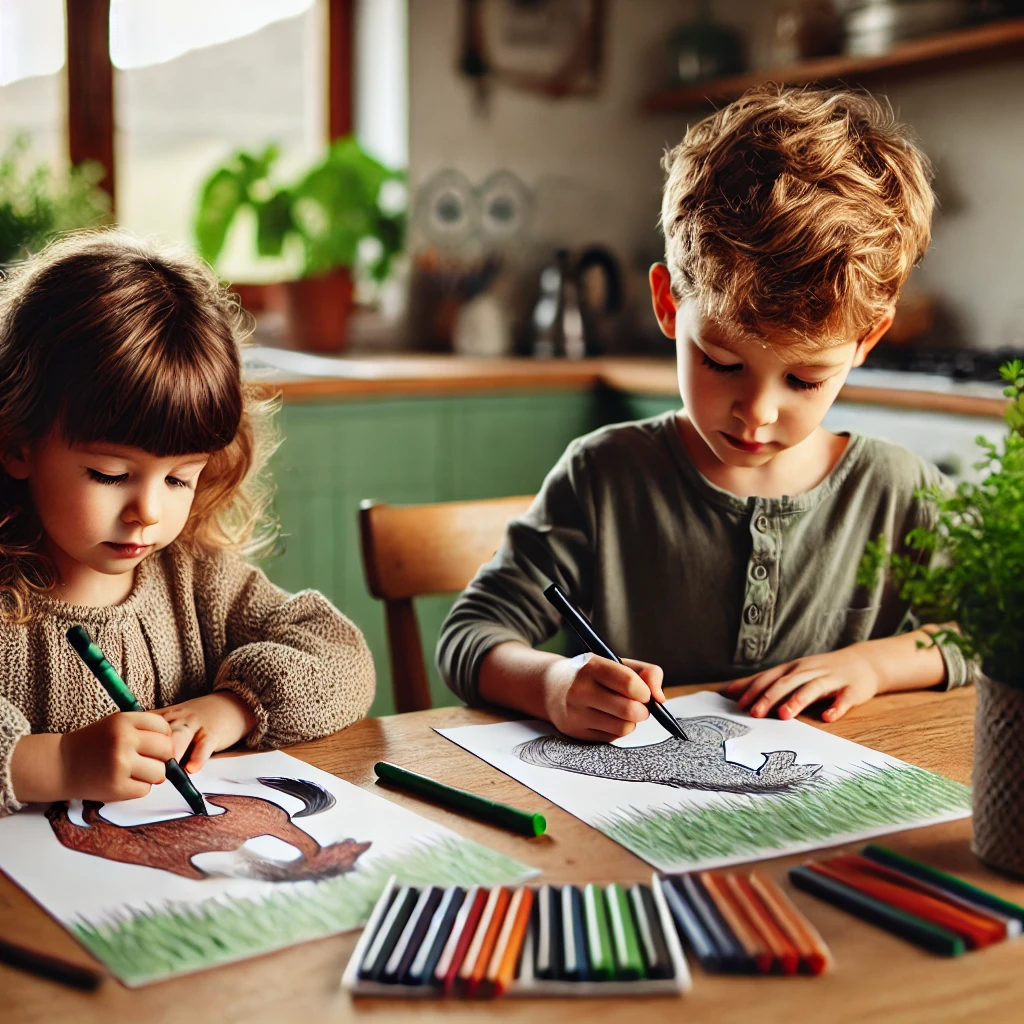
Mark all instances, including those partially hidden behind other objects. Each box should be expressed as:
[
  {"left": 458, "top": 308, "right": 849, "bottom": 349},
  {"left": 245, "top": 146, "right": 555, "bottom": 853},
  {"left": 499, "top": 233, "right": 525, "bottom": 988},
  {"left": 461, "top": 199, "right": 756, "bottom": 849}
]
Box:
[
  {"left": 437, "top": 439, "right": 596, "bottom": 706},
  {"left": 0, "top": 697, "right": 31, "bottom": 818},
  {"left": 196, "top": 554, "right": 376, "bottom": 748}
]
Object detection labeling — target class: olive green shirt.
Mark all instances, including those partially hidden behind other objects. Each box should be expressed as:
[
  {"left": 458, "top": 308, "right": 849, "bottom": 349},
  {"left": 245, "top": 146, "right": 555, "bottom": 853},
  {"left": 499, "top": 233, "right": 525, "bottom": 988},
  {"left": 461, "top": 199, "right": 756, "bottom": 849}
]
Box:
[{"left": 437, "top": 412, "right": 970, "bottom": 704}]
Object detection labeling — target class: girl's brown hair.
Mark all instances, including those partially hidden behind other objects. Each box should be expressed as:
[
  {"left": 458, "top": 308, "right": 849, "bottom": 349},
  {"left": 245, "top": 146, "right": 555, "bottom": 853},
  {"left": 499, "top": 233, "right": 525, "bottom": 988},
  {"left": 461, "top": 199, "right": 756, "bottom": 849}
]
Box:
[
  {"left": 0, "top": 229, "right": 279, "bottom": 621},
  {"left": 660, "top": 83, "right": 935, "bottom": 347}
]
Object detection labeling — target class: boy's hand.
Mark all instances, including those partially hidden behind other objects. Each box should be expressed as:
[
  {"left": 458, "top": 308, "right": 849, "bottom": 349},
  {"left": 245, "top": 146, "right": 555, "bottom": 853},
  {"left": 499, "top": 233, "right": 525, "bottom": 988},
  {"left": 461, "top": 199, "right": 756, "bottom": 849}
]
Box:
[
  {"left": 723, "top": 645, "right": 885, "bottom": 723},
  {"left": 544, "top": 653, "right": 666, "bottom": 742},
  {"left": 58, "top": 712, "right": 175, "bottom": 802},
  {"left": 154, "top": 692, "right": 257, "bottom": 773}
]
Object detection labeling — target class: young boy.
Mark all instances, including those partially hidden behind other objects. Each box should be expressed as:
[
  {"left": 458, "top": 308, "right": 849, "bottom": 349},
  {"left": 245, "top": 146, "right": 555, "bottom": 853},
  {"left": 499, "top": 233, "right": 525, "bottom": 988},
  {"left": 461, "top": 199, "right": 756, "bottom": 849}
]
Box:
[{"left": 437, "top": 84, "right": 971, "bottom": 743}]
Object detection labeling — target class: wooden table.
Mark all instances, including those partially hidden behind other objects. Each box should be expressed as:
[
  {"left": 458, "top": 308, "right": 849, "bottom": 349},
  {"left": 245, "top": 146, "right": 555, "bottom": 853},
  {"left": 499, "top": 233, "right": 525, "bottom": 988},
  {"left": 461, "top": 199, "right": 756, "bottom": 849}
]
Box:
[{"left": 5, "top": 684, "right": 1021, "bottom": 1023}]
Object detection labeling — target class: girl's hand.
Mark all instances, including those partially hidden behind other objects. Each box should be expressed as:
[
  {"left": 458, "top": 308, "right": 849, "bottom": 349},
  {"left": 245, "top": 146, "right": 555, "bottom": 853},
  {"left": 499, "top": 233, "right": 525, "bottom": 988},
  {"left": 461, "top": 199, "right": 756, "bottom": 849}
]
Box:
[
  {"left": 723, "top": 645, "right": 885, "bottom": 723},
  {"left": 543, "top": 653, "right": 666, "bottom": 742},
  {"left": 58, "top": 712, "right": 175, "bottom": 802},
  {"left": 154, "top": 692, "right": 257, "bottom": 773}
]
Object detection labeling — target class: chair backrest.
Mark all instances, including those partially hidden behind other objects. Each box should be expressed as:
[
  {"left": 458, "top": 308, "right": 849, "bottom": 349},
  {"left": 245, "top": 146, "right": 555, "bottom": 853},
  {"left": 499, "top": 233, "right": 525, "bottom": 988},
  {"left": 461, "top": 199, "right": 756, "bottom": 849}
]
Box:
[{"left": 359, "top": 495, "right": 534, "bottom": 713}]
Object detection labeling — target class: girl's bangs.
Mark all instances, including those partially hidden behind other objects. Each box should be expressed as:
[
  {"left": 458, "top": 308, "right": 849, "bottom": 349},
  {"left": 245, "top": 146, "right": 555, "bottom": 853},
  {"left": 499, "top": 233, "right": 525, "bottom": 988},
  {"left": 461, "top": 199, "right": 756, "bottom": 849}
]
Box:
[{"left": 58, "top": 346, "right": 243, "bottom": 457}]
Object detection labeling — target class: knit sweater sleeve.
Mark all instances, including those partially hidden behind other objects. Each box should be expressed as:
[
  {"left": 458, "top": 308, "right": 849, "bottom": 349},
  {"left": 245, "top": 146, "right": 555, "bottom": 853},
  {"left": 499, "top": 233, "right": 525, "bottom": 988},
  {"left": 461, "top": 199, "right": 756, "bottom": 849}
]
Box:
[
  {"left": 194, "top": 552, "right": 375, "bottom": 748},
  {"left": 0, "top": 698, "right": 31, "bottom": 817}
]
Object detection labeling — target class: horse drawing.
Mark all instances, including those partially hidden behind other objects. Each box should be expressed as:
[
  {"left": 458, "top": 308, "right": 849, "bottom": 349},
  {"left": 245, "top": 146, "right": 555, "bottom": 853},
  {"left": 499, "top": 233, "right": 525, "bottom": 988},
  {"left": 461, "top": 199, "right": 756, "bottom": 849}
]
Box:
[
  {"left": 515, "top": 715, "right": 822, "bottom": 794},
  {"left": 45, "top": 776, "right": 371, "bottom": 882}
]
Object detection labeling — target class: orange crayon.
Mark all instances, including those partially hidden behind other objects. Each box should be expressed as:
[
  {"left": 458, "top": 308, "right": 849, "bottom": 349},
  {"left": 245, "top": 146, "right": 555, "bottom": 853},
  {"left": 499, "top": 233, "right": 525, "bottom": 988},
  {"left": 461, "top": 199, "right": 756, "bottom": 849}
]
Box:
[{"left": 485, "top": 886, "right": 535, "bottom": 997}]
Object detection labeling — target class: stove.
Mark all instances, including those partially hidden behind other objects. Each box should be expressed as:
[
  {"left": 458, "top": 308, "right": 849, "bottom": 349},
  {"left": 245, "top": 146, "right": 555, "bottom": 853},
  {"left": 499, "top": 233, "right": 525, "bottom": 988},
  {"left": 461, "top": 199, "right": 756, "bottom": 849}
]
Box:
[{"left": 864, "top": 345, "right": 1023, "bottom": 384}]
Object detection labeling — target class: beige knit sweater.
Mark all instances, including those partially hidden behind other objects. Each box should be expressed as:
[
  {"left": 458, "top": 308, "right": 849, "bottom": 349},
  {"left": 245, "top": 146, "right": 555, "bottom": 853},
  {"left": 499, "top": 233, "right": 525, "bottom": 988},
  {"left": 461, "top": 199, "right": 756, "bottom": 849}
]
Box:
[{"left": 0, "top": 543, "right": 376, "bottom": 816}]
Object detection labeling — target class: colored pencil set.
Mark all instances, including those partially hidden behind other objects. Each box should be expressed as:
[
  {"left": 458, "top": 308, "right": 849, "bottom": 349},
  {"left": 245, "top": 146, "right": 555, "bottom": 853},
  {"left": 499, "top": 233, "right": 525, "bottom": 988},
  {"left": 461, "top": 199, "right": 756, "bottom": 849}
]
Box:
[
  {"left": 791, "top": 844, "right": 1024, "bottom": 957},
  {"left": 659, "top": 869, "right": 833, "bottom": 975},
  {"left": 342, "top": 875, "right": 691, "bottom": 998}
]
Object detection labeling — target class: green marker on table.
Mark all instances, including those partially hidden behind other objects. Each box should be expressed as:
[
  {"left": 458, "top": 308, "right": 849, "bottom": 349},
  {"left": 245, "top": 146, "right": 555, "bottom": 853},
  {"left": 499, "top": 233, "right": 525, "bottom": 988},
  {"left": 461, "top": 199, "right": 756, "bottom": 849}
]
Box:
[
  {"left": 373, "top": 761, "right": 545, "bottom": 837},
  {"left": 65, "top": 626, "right": 208, "bottom": 816}
]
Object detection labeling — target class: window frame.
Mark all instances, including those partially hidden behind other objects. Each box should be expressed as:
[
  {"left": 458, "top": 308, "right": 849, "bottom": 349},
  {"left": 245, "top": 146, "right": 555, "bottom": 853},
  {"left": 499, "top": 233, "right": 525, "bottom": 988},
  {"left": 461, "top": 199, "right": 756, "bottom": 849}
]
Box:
[{"left": 65, "top": 0, "right": 354, "bottom": 215}]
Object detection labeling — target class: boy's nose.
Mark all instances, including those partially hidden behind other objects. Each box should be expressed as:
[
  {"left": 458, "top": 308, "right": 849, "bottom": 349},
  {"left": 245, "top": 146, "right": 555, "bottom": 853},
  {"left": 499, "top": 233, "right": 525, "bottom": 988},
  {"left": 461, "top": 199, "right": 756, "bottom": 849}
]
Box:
[{"left": 733, "top": 389, "right": 778, "bottom": 430}]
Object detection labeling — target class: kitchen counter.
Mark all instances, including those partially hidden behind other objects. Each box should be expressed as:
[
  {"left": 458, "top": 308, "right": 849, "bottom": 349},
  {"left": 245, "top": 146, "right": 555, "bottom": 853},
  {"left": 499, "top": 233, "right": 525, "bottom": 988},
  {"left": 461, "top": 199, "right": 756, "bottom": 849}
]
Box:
[{"left": 244, "top": 348, "right": 1009, "bottom": 420}]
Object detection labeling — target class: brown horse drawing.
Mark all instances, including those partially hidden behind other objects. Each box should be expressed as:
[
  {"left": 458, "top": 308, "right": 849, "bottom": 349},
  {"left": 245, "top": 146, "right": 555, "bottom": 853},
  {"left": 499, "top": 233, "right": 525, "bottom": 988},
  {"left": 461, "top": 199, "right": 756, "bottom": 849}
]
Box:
[{"left": 45, "top": 777, "right": 371, "bottom": 882}]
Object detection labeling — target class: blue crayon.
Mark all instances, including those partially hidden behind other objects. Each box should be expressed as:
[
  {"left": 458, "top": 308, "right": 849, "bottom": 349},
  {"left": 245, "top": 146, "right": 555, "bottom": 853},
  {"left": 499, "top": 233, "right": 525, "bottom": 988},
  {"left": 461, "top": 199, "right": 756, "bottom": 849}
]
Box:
[
  {"left": 660, "top": 876, "right": 720, "bottom": 971},
  {"left": 678, "top": 874, "right": 754, "bottom": 972},
  {"left": 560, "top": 885, "right": 590, "bottom": 981},
  {"left": 406, "top": 886, "right": 465, "bottom": 985},
  {"left": 385, "top": 886, "right": 443, "bottom": 984}
]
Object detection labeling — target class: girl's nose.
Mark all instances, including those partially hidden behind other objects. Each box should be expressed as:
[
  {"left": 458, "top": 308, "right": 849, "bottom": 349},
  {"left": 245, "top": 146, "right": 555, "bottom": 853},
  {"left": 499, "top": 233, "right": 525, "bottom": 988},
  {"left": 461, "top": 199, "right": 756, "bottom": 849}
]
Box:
[{"left": 122, "top": 487, "right": 161, "bottom": 528}]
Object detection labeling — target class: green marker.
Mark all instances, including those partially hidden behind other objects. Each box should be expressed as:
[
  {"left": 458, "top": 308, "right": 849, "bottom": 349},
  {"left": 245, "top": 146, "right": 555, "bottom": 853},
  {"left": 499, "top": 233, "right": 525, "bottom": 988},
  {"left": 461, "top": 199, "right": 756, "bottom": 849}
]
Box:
[
  {"left": 373, "top": 761, "right": 545, "bottom": 837},
  {"left": 66, "top": 626, "right": 208, "bottom": 816}
]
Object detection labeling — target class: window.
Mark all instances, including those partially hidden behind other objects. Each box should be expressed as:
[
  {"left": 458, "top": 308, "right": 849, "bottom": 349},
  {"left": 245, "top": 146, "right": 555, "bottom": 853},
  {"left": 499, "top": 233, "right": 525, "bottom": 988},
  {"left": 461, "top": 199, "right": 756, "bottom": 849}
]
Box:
[
  {"left": 0, "top": 0, "right": 67, "bottom": 166},
  {"left": 111, "top": 0, "right": 328, "bottom": 281}
]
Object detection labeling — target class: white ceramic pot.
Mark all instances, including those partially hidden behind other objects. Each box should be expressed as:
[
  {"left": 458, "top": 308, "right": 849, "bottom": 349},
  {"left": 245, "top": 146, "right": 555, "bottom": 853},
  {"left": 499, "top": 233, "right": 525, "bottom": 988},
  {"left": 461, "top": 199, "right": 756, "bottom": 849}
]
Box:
[{"left": 972, "top": 675, "right": 1024, "bottom": 878}]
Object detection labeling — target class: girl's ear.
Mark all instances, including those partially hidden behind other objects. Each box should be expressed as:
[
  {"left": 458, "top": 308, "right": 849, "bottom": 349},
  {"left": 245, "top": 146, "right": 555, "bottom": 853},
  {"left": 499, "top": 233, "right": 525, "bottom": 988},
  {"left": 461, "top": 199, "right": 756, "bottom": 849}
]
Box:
[
  {"left": 649, "top": 263, "right": 678, "bottom": 339},
  {"left": 1, "top": 446, "right": 31, "bottom": 480}
]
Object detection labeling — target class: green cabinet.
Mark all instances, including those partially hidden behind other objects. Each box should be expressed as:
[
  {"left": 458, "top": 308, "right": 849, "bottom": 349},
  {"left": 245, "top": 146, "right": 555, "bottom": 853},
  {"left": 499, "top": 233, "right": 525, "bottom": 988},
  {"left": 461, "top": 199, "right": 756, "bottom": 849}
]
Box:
[{"left": 262, "top": 390, "right": 598, "bottom": 715}]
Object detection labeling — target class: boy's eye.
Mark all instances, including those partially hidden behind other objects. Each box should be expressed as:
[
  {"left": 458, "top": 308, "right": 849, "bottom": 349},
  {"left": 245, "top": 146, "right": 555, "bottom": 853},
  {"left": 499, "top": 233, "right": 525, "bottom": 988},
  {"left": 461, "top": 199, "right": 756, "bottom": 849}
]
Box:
[
  {"left": 701, "top": 353, "right": 741, "bottom": 374},
  {"left": 787, "top": 375, "right": 827, "bottom": 392},
  {"left": 87, "top": 469, "right": 127, "bottom": 485}
]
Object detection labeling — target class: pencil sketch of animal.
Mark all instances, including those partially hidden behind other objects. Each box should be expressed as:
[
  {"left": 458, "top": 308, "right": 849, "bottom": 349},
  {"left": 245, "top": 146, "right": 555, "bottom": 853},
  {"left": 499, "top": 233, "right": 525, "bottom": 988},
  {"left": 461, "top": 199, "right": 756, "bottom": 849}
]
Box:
[
  {"left": 514, "top": 716, "right": 822, "bottom": 794},
  {"left": 45, "top": 777, "right": 371, "bottom": 882}
]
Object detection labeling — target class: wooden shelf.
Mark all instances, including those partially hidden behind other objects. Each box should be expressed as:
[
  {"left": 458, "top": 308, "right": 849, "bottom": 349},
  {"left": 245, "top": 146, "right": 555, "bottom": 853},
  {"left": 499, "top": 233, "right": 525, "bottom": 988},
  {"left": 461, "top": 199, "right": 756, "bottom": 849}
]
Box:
[{"left": 645, "top": 18, "right": 1024, "bottom": 113}]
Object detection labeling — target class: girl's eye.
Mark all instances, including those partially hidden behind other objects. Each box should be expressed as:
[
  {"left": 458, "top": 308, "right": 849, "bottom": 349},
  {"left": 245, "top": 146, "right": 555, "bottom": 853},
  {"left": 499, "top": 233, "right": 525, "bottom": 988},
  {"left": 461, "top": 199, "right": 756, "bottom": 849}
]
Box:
[
  {"left": 87, "top": 469, "right": 127, "bottom": 485},
  {"left": 166, "top": 476, "right": 192, "bottom": 489},
  {"left": 787, "top": 375, "right": 827, "bottom": 392},
  {"left": 701, "top": 353, "right": 741, "bottom": 374}
]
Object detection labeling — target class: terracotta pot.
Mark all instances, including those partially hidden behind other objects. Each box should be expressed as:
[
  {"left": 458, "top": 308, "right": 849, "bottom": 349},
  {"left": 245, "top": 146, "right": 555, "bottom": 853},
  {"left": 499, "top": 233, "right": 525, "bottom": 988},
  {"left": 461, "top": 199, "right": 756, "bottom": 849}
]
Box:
[
  {"left": 283, "top": 268, "right": 354, "bottom": 352},
  {"left": 972, "top": 674, "right": 1024, "bottom": 878}
]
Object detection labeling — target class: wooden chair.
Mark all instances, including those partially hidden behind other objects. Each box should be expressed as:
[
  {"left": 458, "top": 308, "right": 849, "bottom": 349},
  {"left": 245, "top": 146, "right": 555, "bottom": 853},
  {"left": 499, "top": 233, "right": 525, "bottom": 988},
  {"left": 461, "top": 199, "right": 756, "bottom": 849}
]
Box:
[{"left": 359, "top": 495, "right": 534, "bottom": 713}]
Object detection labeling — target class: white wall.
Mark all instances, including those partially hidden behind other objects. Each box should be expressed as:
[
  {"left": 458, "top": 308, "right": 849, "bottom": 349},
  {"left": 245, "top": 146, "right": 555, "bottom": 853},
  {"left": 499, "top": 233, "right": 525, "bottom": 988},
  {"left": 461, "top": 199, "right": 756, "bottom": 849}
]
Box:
[{"left": 407, "top": 0, "right": 1024, "bottom": 350}]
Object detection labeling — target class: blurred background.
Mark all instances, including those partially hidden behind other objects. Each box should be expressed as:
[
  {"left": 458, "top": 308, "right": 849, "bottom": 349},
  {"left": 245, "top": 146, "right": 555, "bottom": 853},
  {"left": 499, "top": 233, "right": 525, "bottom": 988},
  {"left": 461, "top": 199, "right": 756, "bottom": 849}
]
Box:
[{"left": 2, "top": 0, "right": 1023, "bottom": 712}]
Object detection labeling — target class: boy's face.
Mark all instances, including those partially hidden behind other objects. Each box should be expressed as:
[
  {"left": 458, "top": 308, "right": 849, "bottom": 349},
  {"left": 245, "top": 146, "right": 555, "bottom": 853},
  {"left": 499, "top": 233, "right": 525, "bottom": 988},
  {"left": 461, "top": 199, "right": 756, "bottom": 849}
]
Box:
[
  {"left": 649, "top": 264, "right": 887, "bottom": 470},
  {"left": 1, "top": 435, "right": 208, "bottom": 602}
]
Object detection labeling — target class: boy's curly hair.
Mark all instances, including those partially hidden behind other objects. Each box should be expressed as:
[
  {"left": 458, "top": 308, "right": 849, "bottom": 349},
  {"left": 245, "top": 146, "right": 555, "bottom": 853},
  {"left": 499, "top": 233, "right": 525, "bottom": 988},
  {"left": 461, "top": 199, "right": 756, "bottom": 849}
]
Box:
[
  {"left": 0, "top": 229, "right": 279, "bottom": 622},
  {"left": 660, "top": 83, "right": 935, "bottom": 346}
]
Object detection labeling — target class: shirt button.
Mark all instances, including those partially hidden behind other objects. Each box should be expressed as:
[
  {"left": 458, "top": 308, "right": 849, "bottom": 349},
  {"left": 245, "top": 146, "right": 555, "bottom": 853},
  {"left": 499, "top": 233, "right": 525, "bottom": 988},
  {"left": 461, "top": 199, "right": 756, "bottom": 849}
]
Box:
[
  {"left": 745, "top": 605, "right": 761, "bottom": 624},
  {"left": 755, "top": 515, "right": 769, "bottom": 533},
  {"left": 752, "top": 564, "right": 768, "bottom": 581}
]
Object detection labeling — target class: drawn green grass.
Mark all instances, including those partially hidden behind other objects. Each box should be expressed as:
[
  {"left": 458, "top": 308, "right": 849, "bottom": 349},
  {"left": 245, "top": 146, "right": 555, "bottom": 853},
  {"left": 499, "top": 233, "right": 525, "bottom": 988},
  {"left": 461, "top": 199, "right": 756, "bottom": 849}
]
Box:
[
  {"left": 598, "top": 764, "right": 971, "bottom": 867},
  {"left": 71, "top": 836, "right": 532, "bottom": 986}
]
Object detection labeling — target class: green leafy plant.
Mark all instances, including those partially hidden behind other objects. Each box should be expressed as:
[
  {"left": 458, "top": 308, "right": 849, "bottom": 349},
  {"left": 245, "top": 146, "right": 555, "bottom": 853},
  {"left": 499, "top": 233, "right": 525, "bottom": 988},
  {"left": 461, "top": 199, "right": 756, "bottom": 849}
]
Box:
[
  {"left": 193, "top": 136, "right": 405, "bottom": 282},
  {"left": 859, "top": 360, "right": 1024, "bottom": 686},
  {"left": 0, "top": 134, "right": 111, "bottom": 265}
]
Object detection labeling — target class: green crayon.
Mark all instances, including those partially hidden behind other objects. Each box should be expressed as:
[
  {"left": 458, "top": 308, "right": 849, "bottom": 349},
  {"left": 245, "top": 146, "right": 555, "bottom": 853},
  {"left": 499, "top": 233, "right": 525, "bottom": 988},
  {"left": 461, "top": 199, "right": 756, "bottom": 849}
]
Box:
[{"left": 66, "top": 625, "right": 208, "bottom": 816}]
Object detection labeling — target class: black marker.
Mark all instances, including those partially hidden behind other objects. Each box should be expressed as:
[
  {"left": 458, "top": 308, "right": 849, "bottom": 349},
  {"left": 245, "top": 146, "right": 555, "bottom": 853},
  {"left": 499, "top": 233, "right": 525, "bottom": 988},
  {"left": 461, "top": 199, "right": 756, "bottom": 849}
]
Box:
[{"left": 543, "top": 583, "right": 687, "bottom": 740}]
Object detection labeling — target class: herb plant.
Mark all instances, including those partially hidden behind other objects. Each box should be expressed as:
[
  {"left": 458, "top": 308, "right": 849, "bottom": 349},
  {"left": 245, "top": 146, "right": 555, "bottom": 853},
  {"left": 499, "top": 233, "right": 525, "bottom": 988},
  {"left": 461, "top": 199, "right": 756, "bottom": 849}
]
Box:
[
  {"left": 193, "top": 136, "right": 405, "bottom": 282},
  {"left": 860, "top": 360, "right": 1024, "bottom": 686},
  {"left": 0, "top": 134, "right": 111, "bottom": 266}
]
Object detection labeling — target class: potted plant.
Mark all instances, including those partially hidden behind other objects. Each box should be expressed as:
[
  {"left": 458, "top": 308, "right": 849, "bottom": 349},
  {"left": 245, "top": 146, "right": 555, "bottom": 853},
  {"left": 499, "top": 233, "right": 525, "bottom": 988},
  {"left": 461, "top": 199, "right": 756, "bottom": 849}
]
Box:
[
  {"left": 860, "top": 360, "right": 1024, "bottom": 877},
  {"left": 0, "top": 134, "right": 111, "bottom": 266},
  {"left": 193, "top": 136, "right": 405, "bottom": 352}
]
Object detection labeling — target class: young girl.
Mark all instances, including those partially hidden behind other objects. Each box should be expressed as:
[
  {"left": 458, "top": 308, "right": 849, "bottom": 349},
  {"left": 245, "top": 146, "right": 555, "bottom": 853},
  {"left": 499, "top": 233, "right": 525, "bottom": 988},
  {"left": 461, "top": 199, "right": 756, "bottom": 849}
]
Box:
[{"left": 0, "top": 230, "right": 375, "bottom": 817}]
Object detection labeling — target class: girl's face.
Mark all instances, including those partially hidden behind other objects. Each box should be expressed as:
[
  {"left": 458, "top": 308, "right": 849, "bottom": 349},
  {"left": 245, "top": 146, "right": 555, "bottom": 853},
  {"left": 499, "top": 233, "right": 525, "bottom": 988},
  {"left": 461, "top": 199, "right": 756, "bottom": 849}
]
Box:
[{"left": 2, "top": 434, "right": 208, "bottom": 603}]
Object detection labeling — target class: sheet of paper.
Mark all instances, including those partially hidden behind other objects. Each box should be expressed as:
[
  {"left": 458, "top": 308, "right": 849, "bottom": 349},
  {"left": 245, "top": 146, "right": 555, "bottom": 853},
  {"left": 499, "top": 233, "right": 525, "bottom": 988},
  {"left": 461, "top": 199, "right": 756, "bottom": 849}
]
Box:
[
  {"left": 438, "top": 691, "right": 971, "bottom": 873},
  {"left": 0, "top": 750, "right": 536, "bottom": 986}
]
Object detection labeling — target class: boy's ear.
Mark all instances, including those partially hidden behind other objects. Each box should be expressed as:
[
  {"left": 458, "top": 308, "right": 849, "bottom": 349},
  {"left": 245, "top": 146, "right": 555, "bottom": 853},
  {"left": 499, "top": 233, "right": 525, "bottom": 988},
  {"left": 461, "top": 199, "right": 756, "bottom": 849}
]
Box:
[
  {"left": 851, "top": 311, "right": 895, "bottom": 367},
  {"left": 649, "top": 263, "right": 678, "bottom": 339},
  {"left": 1, "top": 446, "right": 31, "bottom": 481}
]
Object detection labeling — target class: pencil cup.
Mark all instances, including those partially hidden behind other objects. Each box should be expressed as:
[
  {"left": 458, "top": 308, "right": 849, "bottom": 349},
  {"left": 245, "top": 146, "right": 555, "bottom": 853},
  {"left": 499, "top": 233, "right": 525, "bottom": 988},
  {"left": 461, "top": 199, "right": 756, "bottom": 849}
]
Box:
[{"left": 972, "top": 675, "right": 1024, "bottom": 878}]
